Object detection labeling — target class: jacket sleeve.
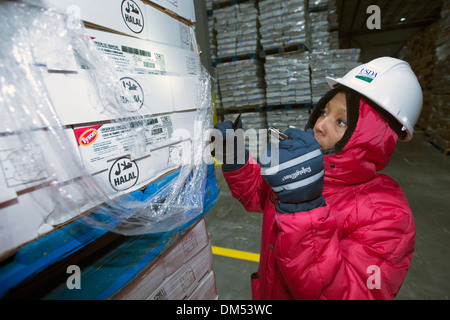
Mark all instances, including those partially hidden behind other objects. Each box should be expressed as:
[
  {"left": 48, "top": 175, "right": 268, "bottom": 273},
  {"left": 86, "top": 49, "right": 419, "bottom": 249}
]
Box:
[
  {"left": 274, "top": 189, "right": 415, "bottom": 300},
  {"left": 222, "top": 155, "right": 272, "bottom": 213}
]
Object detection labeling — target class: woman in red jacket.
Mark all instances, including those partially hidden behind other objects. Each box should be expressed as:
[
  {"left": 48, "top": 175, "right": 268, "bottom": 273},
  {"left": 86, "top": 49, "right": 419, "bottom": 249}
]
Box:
[{"left": 213, "top": 57, "right": 423, "bottom": 299}]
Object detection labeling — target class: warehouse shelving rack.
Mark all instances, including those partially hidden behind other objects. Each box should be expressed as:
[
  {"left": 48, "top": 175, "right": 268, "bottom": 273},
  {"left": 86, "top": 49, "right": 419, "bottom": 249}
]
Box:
[{"left": 208, "top": 0, "right": 313, "bottom": 122}]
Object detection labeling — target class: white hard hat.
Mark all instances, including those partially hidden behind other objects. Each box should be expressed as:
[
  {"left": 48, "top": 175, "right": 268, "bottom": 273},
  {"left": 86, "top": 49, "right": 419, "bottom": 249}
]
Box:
[{"left": 326, "top": 57, "right": 423, "bottom": 141}]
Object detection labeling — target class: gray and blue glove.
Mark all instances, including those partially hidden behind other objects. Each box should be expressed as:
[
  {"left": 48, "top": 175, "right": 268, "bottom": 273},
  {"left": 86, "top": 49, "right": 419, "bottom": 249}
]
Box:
[
  {"left": 259, "top": 128, "right": 326, "bottom": 213},
  {"left": 211, "top": 116, "right": 249, "bottom": 171}
]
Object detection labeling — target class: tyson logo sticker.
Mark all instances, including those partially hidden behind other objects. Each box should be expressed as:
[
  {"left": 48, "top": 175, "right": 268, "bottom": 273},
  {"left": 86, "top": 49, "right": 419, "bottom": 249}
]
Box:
[{"left": 79, "top": 128, "right": 99, "bottom": 146}]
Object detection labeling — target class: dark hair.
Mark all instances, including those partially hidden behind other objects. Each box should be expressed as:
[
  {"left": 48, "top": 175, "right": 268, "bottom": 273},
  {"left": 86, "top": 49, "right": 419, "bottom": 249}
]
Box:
[{"left": 305, "top": 85, "right": 360, "bottom": 155}]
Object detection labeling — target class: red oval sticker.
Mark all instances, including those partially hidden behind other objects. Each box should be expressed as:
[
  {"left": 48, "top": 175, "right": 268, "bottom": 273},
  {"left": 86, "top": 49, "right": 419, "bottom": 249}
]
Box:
[{"left": 79, "top": 128, "right": 98, "bottom": 146}]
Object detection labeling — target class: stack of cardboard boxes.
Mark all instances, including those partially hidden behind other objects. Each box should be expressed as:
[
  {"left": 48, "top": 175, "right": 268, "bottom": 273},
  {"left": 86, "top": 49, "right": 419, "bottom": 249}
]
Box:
[
  {"left": 428, "top": 0, "right": 450, "bottom": 151},
  {"left": 114, "top": 219, "right": 216, "bottom": 300},
  {"left": 310, "top": 49, "right": 360, "bottom": 104},
  {"left": 309, "top": 0, "right": 339, "bottom": 51},
  {"left": 407, "top": 22, "right": 439, "bottom": 130},
  {"left": 0, "top": 0, "right": 217, "bottom": 299},
  {"left": 217, "top": 59, "right": 266, "bottom": 109},
  {"left": 407, "top": 0, "right": 450, "bottom": 152},
  {"left": 264, "top": 52, "right": 312, "bottom": 106},
  {"left": 214, "top": 3, "right": 260, "bottom": 59},
  {"left": 258, "top": 0, "right": 311, "bottom": 51}
]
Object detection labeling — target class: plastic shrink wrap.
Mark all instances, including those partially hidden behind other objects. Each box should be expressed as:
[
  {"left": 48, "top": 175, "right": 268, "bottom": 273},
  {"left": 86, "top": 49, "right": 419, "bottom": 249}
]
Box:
[{"left": 0, "top": 1, "right": 213, "bottom": 253}]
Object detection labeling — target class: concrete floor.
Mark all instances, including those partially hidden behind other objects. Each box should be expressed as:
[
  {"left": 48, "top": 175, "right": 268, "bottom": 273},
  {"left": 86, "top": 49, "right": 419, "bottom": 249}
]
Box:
[{"left": 204, "top": 131, "right": 450, "bottom": 300}]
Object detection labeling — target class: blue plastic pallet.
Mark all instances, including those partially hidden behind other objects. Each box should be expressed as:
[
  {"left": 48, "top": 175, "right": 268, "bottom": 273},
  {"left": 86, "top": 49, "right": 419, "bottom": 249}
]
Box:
[
  {"left": 212, "top": 53, "right": 257, "bottom": 67},
  {"left": 0, "top": 164, "right": 219, "bottom": 299}
]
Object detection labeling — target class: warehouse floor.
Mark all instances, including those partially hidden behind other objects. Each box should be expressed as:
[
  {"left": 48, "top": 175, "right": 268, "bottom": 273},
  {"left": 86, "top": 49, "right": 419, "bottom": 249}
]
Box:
[{"left": 204, "top": 130, "right": 450, "bottom": 300}]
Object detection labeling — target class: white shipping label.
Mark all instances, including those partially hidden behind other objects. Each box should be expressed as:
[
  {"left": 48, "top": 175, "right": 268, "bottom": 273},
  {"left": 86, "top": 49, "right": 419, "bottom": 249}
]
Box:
[
  {"left": 92, "top": 39, "right": 167, "bottom": 74},
  {"left": 87, "top": 29, "right": 200, "bottom": 77},
  {"left": 74, "top": 115, "right": 174, "bottom": 172}
]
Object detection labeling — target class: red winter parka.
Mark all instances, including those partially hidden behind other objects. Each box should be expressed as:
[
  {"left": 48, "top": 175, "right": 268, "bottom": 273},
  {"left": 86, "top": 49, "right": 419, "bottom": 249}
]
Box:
[{"left": 222, "top": 99, "right": 415, "bottom": 300}]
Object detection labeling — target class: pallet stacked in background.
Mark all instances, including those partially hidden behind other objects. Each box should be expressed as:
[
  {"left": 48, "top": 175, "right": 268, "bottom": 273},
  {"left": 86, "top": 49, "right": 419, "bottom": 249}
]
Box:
[
  {"left": 309, "top": 0, "right": 339, "bottom": 51},
  {"left": 264, "top": 52, "right": 311, "bottom": 106},
  {"left": 407, "top": 22, "right": 439, "bottom": 130},
  {"left": 207, "top": 0, "right": 360, "bottom": 125},
  {"left": 266, "top": 108, "right": 311, "bottom": 132},
  {"left": 0, "top": 0, "right": 220, "bottom": 299},
  {"left": 204, "top": 0, "right": 361, "bottom": 161},
  {"left": 258, "top": 0, "right": 311, "bottom": 52},
  {"left": 428, "top": 0, "right": 450, "bottom": 153},
  {"left": 407, "top": 0, "right": 450, "bottom": 153},
  {"left": 310, "top": 48, "right": 360, "bottom": 104},
  {"left": 217, "top": 59, "right": 266, "bottom": 110},
  {"left": 214, "top": 3, "right": 260, "bottom": 59}
]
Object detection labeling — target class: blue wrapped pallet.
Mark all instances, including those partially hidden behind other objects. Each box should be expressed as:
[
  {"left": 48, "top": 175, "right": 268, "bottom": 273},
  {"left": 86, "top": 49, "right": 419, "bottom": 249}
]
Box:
[
  {"left": 0, "top": 164, "right": 219, "bottom": 299},
  {"left": 0, "top": 1, "right": 218, "bottom": 299}
]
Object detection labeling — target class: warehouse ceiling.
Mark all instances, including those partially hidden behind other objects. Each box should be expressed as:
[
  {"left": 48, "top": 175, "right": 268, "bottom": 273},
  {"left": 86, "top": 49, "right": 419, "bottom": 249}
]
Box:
[{"left": 336, "top": 0, "right": 443, "bottom": 62}]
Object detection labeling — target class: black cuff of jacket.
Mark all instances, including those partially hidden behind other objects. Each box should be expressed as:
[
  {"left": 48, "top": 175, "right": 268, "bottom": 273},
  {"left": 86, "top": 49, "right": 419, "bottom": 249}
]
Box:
[
  {"left": 276, "top": 195, "right": 326, "bottom": 214},
  {"left": 222, "top": 150, "right": 249, "bottom": 172}
]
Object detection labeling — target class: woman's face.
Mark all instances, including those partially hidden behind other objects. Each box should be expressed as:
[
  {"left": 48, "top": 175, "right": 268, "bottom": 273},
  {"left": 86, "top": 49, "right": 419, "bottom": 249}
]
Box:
[{"left": 313, "top": 92, "right": 348, "bottom": 150}]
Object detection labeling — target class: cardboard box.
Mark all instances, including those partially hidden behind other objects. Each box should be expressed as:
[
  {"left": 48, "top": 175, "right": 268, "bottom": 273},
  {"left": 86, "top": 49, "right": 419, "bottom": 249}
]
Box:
[
  {"left": 0, "top": 109, "right": 202, "bottom": 257},
  {"left": 1, "top": 70, "right": 201, "bottom": 131},
  {"left": 146, "top": 242, "right": 213, "bottom": 299},
  {"left": 143, "top": 0, "right": 196, "bottom": 24},
  {"left": 0, "top": 176, "right": 103, "bottom": 257},
  {"left": 39, "top": 30, "right": 203, "bottom": 126},
  {"left": 89, "top": 139, "right": 191, "bottom": 196},
  {"left": 23, "top": 0, "right": 197, "bottom": 50},
  {"left": 86, "top": 29, "right": 201, "bottom": 77},
  {"left": 42, "top": 70, "right": 202, "bottom": 125},
  {"left": 71, "top": 108, "right": 202, "bottom": 198},
  {"left": 0, "top": 135, "right": 193, "bottom": 257},
  {"left": 0, "top": 129, "right": 81, "bottom": 196},
  {"left": 185, "top": 271, "right": 217, "bottom": 300},
  {"left": 0, "top": 191, "right": 52, "bottom": 257},
  {"left": 73, "top": 112, "right": 196, "bottom": 173},
  {"left": 115, "top": 218, "right": 211, "bottom": 299}
]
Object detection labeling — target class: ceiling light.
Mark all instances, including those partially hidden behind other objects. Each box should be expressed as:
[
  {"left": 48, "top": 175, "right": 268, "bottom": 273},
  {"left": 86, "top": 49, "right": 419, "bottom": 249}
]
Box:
[{"left": 400, "top": 17, "right": 406, "bottom": 22}]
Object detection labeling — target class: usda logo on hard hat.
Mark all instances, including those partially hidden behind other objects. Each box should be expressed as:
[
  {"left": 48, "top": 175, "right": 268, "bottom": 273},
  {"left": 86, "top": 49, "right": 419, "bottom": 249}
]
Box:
[
  {"left": 355, "top": 68, "right": 378, "bottom": 83},
  {"left": 326, "top": 57, "right": 423, "bottom": 142}
]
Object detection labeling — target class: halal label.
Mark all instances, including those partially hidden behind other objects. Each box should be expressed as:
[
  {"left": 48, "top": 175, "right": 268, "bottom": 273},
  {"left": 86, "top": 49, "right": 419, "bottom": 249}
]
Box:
[
  {"left": 121, "top": 0, "right": 144, "bottom": 34},
  {"left": 120, "top": 77, "right": 144, "bottom": 112},
  {"left": 109, "top": 157, "right": 139, "bottom": 191}
]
